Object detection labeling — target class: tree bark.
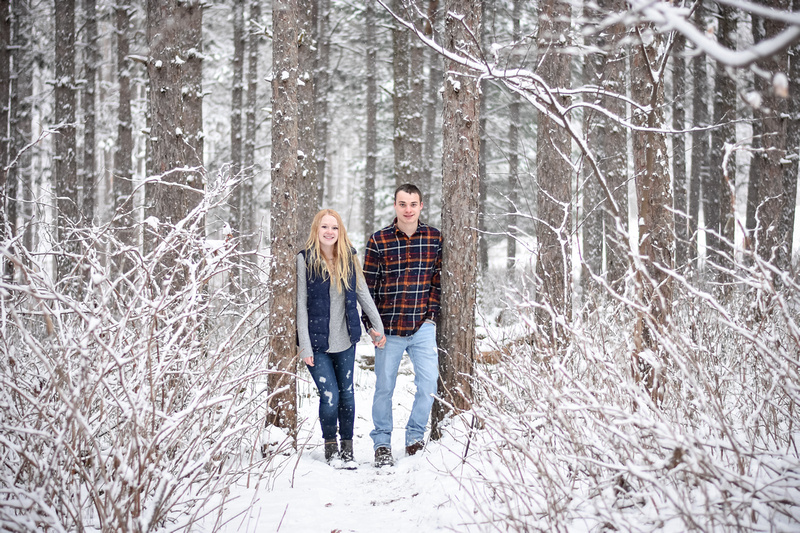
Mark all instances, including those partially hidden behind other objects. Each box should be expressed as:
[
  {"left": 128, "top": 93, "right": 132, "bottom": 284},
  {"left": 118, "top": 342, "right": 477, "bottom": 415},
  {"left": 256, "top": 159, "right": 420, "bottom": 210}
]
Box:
[
  {"left": 689, "top": 2, "right": 709, "bottom": 273},
  {"left": 314, "top": 0, "right": 330, "bottom": 206},
  {"left": 631, "top": 23, "right": 673, "bottom": 402},
  {"left": 534, "top": 0, "right": 572, "bottom": 349},
  {"left": 431, "top": 0, "right": 481, "bottom": 437},
  {"left": 241, "top": 0, "right": 261, "bottom": 287},
  {"left": 750, "top": 0, "right": 790, "bottom": 271},
  {"left": 364, "top": 0, "right": 377, "bottom": 245},
  {"left": 709, "top": 5, "right": 738, "bottom": 283},
  {"left": 422, "top": 0, "right": 440, "bottom": 201},
  {"left": 392, "top": 0, "right": 411, "bottom": 186},
  {"left": 267, "top": 0, "right": 299, "bottom": 438},
  {"left": 672, "top": 33, "right": 688, "bottom": 272},
  {"left": 297, "top": 0, "right": 319, "bottom": 238},
  {"left": 12, "top": 0, "right": 33, "bottom": 256},
  {"left": 81, "top": 0, "right": 98, "bottom": 224},
  {"left": 54, "top": 0, "right": 80, "bottom": 292}
]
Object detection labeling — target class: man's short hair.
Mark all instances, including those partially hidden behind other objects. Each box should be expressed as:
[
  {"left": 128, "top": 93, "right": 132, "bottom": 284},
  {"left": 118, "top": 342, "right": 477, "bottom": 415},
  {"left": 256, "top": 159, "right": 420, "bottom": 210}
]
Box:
[{"left": 394, "top": 183, "right": 423, "bottom": 204}]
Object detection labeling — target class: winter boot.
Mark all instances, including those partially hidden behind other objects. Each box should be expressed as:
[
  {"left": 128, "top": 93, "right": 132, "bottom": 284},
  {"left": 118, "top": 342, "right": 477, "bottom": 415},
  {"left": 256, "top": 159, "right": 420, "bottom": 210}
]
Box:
[
  {"left": 340, "top": 439, "right": 357, "bottom": 469},
  {"left": 324, "top": 440, "right": 339, "bottom": 463}
]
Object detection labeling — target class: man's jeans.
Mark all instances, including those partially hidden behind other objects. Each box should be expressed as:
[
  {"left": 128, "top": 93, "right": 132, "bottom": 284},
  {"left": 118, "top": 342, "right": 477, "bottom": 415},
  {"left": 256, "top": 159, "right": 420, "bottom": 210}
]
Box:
[
  {"left": 306, "top": 345, "right": 356, "bottom": 441},
  {"left": 370, "top": 322, "right": 438, "bottom": 449}
]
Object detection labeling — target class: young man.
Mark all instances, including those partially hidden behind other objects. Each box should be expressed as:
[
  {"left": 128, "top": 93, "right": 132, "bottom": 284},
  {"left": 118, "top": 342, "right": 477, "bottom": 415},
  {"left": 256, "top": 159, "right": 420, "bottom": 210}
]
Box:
[{"left": 362, "top": 183, "right": 443, "bottom": 467}]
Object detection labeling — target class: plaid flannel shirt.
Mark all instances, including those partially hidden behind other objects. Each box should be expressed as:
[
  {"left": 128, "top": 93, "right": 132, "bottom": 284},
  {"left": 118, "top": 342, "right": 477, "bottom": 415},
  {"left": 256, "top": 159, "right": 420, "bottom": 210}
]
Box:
[{"left": 362, "top": 219, "right": 442, "bottom": 337}]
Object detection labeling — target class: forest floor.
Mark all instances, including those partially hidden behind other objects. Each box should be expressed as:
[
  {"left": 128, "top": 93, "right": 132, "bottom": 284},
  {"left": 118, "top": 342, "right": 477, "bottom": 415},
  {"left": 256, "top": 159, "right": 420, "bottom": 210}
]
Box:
[{"left": 200, "top": 341, "right": 477, "bottom": 532}]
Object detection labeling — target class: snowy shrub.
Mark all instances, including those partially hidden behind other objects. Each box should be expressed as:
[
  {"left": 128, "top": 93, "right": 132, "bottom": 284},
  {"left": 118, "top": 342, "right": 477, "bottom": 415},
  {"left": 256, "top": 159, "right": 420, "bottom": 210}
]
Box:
[
  {"left": 460, "top": 259, "right": 800, "bottom": 532},
  {"left": 0, "top": 180, "right": 284, "bottom": 532}
]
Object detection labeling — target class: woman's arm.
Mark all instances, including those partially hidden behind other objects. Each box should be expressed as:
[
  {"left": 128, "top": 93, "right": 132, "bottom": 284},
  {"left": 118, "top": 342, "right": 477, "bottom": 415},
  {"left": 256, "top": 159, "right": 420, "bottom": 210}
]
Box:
[{"left": 296, "top": 254, "right": 315, "bottom": 365}]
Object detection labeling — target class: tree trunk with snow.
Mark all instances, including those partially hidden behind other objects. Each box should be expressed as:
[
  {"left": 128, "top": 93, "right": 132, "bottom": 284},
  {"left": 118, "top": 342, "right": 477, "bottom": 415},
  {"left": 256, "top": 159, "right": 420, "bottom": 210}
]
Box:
[
  {"left": 364, "top": 0, "right": 377, "bottom": 245},
  {"left": 534, "top": 0, "right": 572, "bottom": 349},
  {"left": 54, "top": 0, "right": 80, "bottom": 293},
  {"left": 297, "top": 0, "right": 319, "bottom": 238},
  {"left": 392, "top": 0, "right": 411, "bottom": 186},
  {"left": 12, "top": 0, "right": 33, "bottom": 258},
  {"left": 672, "top": 33, "right": 688, "bottom": 273},
  {"left": 749, "top": 1, "right": 790, "bottom": 273},
  {"left": 688, "top": 3, "right": 709, "bottom": 274},
  {"left": 314, "top": 0, "right": 330, "bottom": 207},
  {"left": 709, "top": 5, "right": 738, "bottom": 285},
  {"left": 431, "top": 0, "right": 481, "bottom": 436},
  {"left": 81, "top": 0, "right": 98, "bottom": 225},
  {"left": 631, "top": 23, "right": 673, "bottom": 402},
  {"left": 113, "top": 0, "right": 134, "bottom": 259},
  {"left": 1, "top": 0, "right": 11, "bottom": 281},
  {"left": 241, "top": 0, "right": 261, "bottom": 288},
  {"left": 267, "top": 0, "right": 299, "bottom": 439}
]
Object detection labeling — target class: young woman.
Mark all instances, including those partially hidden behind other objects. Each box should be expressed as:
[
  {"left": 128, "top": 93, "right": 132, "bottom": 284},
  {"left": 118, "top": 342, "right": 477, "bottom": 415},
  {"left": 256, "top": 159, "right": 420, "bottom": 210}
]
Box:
[{"left": 297, "top": 209, "right": 386, "bottom": 467}]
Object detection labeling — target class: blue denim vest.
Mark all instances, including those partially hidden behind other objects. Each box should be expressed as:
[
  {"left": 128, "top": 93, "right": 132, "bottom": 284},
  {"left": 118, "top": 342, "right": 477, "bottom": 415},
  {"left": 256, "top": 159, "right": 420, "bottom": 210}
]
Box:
[{"left": 301, "top": 249, "right": 361, "bottom": 353}]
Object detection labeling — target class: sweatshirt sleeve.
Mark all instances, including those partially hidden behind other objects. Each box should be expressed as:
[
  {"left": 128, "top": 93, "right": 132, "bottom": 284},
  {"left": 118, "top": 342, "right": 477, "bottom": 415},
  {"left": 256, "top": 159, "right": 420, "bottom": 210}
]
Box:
[
  {"left": 356, "top": 273, "right": 384, "bottom": 337},
  {"left": 296, "top": 253, "right": 313, "bottom": 358}
]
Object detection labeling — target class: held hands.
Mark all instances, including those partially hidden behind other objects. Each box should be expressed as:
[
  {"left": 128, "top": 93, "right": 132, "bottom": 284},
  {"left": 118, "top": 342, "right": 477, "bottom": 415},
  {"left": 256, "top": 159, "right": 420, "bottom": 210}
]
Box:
[
  {"left": 369, "top": 329, "right": 387, "bottom": 349},
  {"left": 303, "top": 355, "right": 314, "bottom": 366}
]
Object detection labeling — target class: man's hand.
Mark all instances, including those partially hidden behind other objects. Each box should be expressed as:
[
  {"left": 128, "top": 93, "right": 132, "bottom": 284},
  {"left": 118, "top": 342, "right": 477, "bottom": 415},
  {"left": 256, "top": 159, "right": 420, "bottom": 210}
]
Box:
[{"left": 369, "top": 329, "right": 386, "bottom": 349}]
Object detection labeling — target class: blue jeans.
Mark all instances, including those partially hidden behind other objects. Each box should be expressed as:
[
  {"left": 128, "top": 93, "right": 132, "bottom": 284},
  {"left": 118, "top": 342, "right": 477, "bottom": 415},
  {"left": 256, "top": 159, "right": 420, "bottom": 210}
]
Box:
[
  {"left": 370, "top": 322, "right": 438, "bottom": 449},
  {"left": 306, "top": 345, "right": 356, "bottom": 441}
]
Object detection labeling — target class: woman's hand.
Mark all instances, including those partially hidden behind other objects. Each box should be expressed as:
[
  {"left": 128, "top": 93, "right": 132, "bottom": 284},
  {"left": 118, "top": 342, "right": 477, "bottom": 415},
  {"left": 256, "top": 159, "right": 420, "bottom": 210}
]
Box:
[
  {"left": 303, "top": 355, "right": 314, "bottom": 366},
  {"left": 369, "top": 329, "right": 386, "bottom": 349}
]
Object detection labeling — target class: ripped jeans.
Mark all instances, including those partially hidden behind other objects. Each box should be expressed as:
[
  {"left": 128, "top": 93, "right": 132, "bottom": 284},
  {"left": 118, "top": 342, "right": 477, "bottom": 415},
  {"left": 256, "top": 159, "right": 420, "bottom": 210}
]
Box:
[{"left": 306, "top": 345, "right": 356, "bottom": 441}]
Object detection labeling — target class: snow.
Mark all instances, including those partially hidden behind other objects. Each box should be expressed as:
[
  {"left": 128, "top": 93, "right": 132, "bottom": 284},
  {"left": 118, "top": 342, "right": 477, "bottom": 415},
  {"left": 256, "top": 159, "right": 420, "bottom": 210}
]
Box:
[{"left": 198, "top": 343, "right": 474, "bottom": 533}]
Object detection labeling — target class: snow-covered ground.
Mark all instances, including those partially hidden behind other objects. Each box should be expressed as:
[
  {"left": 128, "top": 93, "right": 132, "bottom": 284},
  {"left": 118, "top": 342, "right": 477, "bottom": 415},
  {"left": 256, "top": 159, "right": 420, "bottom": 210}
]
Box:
[{"left": 200, "top": 342, "right": 476, "bottom": 533}]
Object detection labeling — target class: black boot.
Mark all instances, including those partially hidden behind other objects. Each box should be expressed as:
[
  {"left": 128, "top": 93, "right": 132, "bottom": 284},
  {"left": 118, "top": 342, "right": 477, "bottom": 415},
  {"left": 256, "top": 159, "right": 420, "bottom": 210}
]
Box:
[
  {"left": 324, "top": 440, "right": 339, "bottom": 463},
  {"left": 340, "top": 439, "right": 356, "bottom": 468}
]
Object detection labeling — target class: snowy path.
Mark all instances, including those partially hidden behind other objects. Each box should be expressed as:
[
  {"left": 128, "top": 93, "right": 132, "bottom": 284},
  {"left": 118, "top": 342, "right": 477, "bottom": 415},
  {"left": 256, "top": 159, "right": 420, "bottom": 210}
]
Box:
[{"left": 206, "top": 343, "right": 474, "bottom": 533}]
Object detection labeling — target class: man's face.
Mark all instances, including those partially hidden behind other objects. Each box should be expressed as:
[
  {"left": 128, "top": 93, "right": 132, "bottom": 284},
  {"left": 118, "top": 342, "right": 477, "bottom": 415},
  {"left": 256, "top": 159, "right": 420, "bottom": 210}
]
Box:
[{"left": 394, "top": 191, "right": 423, "bottom": 227}]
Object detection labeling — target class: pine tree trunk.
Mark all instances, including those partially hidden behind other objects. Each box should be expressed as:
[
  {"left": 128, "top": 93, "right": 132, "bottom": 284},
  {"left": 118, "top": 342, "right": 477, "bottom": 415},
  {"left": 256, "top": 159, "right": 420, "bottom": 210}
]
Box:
[
  {"left": 314, "top": 0, "right": 330, "bottom": 206},
  {"left": 534, "top": 0, "right": 572, "bottom": 349},
  {"left": 82, "top": 0, "right": 98, "bottom": 224},
  {"left": 709, "top": 5, "right": 738, "bottom": 284},
  {"left": 1, "top": 0, "right": 11, "bottom": 282},
  {"left": 422, "top": 0, "right": 440, "bottom": 202},
  {"left": 689, "top": 3, "right": 709, "bottom": 273},
  {"left": 144, "top": 0, "right": 204, "bottom": 279},
  {"left": 241, "top": 0, "right": 261, "bottom": 287},
  {"left": 431, "top": 0, "right": 481, "bottom": 437},
  {"left": 751, "top": 1, "right": 790, "bottom": 271},
  {"left": 672, "top": 33, "right": 688, "bottom": 272},
  {"left": 631, "top": 23, "right": 673, "bottom": 402},
  {"left": 267, "top": 0, "right": 299, "bottom": 439},
  {"left": 12, "top": 0, "right": 33, "bottom": 256},
  {"left": 392, "top": 0, "right": 411, "bottom": 186},
  {"left": 364, "top": 0, "right": 377, "bottom": 245},
  {"left": 784, "top": 36, "right": 799, "bottom": 273},
  {"left": 54, "top": 0, "right": 80, "bottom": 292},
  {"left": 113, "top": 0, "right": 135, "bottom": 280},
  {"left": 297, "top": 0, "right": 319, "bottom": 238}
]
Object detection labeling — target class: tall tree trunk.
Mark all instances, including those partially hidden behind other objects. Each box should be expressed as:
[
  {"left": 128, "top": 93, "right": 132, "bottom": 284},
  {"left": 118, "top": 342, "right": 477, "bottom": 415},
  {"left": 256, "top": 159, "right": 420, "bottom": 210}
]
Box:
[
  {"left": 144, "top": 0, "right": 204, "bottom": 272},
  {"left": 751, "top": 1, "right": 790, "bottom": 271},
  {"left": 407, "top": 10, "right": 425, "bottom": 186},
  {"left": 478, "top": 0, "right": 491, "bottom": 274},
  {"left": 267, "top": 0, "right": 299, "bottom": 439},
  {"left": 364, "top": 0, "right": 377, "bottom": 245},
  {"left": 314, "top": 0, "right": 330, "bottom": 206},
  {"left": 54, "top": 0, "right": 80, "bottom": 292},
  {"left": 631, "top": 24, "right": 673, "bottom": 403},
  {"left": 534, "top": 0, "right": 572, "bottom": 349},
  {"left": 422, "top": 0, "right": 440, "bottom": 200},
  {"left": 12, "top": 0, "right": 33, "bottom": 256},
  {"left": 82, "top": 0, "right": 97, "bottom": 224},
  {"left": 297, "top": 0, "right": 318, "bottom": 237},
  {"left": 672, "top": 33, "right": 688, "bottom": 272},
  {"left": 241, "top": 0, "right": 261, "bottom": 287},
  {"left": 689, "top": 2, "right": 709, "bottom": 274},
  {"left": 709, "top": 5, "right": 738, "bottom": 283},
  {"left": 784, "top": 22, "right": 799, "bottom": 273},
  {"left": 392, "top": 0, "right": 410, "bottom": 186},
  {"left": 506, "top": 0, "right": 520, "bottom": 277},
  {"left": 230, "top": 0, "right": 244, "bottom": 225},
  {"left": 113, "top": 0, "right": 135, "bottom": 276},
  {"left": 1, "top": 0, "right": 11, "bottom": 282},
  {"left": 431, "top": 0, "right": 481, "bottom": 438}
]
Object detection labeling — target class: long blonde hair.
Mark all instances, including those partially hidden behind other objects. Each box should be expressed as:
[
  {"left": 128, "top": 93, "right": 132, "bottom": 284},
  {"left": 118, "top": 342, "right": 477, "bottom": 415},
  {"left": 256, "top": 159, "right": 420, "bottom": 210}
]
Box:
[{"left": 304, "top": 209, "right": 362, "bottom": 292}]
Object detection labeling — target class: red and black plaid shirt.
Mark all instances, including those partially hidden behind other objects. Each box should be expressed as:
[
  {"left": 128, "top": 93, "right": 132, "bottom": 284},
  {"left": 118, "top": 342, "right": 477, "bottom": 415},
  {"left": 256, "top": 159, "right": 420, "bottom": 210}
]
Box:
[{"left": 362, "top": 219, "right": 442, "bottom": 337}]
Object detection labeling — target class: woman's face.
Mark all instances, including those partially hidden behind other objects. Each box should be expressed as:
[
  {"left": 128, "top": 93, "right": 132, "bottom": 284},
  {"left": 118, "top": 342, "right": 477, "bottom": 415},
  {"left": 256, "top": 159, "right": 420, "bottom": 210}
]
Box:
[{"left": 318, "top": 214, "right": 340, "bottom": 249}]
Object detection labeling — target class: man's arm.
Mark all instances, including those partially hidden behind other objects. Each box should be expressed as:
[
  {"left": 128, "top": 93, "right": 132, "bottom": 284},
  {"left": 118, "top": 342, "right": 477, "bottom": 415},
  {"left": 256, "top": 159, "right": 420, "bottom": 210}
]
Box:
[
  {"left": 426, "top": 234, "right": 443, "bottom": 322},
  {"left": 361, "top": 235, "right": 382, "bottom": 330}
]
